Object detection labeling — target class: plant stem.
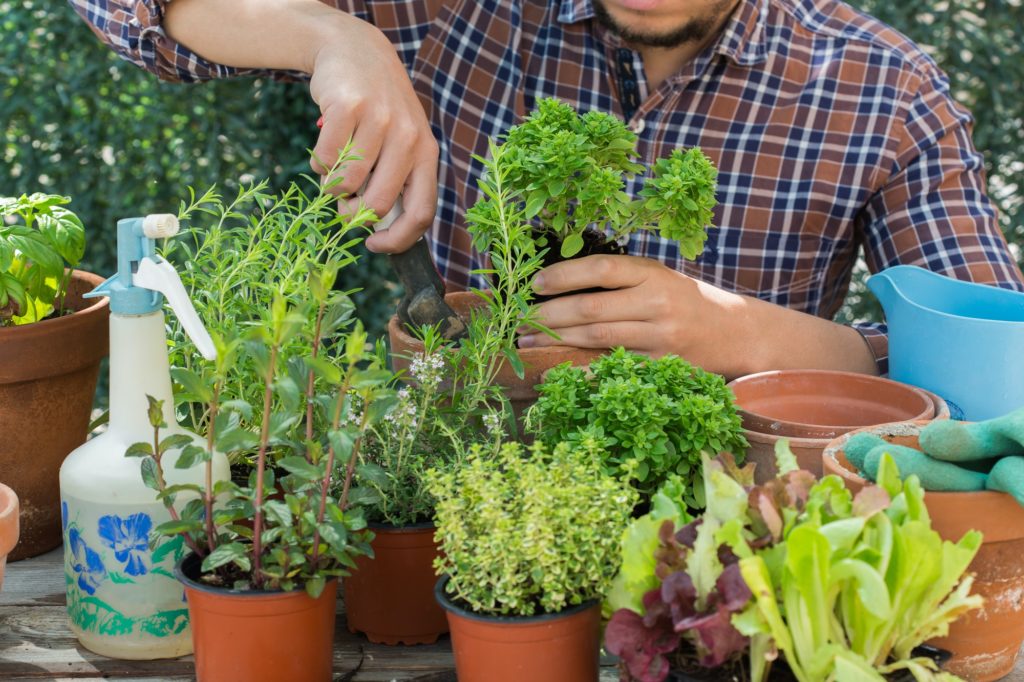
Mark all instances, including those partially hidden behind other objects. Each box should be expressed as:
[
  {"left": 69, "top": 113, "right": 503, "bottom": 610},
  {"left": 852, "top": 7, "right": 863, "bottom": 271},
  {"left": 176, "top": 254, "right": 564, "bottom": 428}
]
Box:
[
  {"left": 304, "top": 300, "right": 327, "bottom": 459},
  {"left": 204, "top": 383, "right": 221, "bottom": 556},
  {"left": 251, "top": 343, "right": 279, "bottom": 591},
  {"left": 152, "top": 424, "right": 204, "bottom": 557},
  {"left": 309, "top": 367, "right": 353, "bottom": 568}
]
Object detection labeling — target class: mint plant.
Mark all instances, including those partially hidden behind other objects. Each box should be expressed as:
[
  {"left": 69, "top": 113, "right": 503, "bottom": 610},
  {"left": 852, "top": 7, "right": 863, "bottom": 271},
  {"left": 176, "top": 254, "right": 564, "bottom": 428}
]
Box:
[
  {"left": 429, "top": 439, "right": 637, "bottom": 616},
  {"left": 470, "top": 98, "right": 718, "bottom": 260},
  {"left": 526, "top": 348, "right": 748, "bottom": 507},
  {"left": 0, "top": 192, "right": 85, "bottom": 325}
]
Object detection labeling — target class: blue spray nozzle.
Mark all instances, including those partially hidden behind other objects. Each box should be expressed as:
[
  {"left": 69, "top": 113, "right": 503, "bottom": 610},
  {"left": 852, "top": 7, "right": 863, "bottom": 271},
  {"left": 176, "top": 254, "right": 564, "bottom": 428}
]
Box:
[{"left": 84, "top": 216, "right": 178, "bottom": 315}]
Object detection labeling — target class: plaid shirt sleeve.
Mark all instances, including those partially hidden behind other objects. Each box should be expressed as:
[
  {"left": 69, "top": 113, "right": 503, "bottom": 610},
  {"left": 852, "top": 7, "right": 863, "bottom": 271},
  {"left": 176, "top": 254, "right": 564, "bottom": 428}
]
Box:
[
  {"left": 853, "top": 64, "right": 1024, "bottom": 374},
  {"left": 67, "top": 0, "right": 332, "bottom": 82}
]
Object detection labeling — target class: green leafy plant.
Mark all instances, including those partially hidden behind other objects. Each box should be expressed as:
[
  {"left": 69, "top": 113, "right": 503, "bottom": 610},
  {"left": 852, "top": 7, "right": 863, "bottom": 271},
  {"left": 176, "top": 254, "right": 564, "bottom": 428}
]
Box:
[
  {"left": 526, "top": 347, "right": 748, "bottom": 506},
  {"left": 0, "top": 193, "right": 85, "bottom": 325},
  {"left": 127, "top": 174, "right": 397, "bottom": 597},
  {"left": 605, "top": 444, "right": 982, "bottom": 682},
  {"left": 429, "top": 439, "right": 637, "bottom": 616},
  {"left": 470, "top": 98, "right": 718, "bottom": 260}
]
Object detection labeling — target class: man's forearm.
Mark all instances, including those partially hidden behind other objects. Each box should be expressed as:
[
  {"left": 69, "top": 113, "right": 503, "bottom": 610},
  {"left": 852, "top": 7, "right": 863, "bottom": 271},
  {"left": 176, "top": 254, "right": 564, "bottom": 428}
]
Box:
[{"left": 164, "top": 0, "right": 357, "bottom": 74}]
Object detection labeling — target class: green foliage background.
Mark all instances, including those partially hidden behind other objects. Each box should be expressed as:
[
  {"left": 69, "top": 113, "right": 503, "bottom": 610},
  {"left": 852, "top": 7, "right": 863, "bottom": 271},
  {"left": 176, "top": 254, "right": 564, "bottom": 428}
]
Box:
[{"left": 3, "top": 0, "right": 1021, "bottom": 332}]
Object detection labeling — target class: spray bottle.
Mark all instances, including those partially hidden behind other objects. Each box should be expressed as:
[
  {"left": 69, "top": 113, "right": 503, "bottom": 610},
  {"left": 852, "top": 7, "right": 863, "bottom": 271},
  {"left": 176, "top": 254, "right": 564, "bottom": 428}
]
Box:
[{"left": 59, "top": 214, "right": 230, "bottom": 659}]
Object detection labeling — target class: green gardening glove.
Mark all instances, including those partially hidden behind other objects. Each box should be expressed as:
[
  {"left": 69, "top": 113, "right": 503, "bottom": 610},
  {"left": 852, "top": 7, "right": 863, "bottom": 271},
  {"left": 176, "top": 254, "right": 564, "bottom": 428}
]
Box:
[
  {"left": 919, "top": 406, "right": 1024, "bottom": 462},
  {"left": 862, "top": 443, "right": 987, "bottom": 492},
  {"left": 987, "top": 456, "right": 1024, "bottom": 507},
  {"left": 844, "top": 432, "right": 888, "bottom": 472}
]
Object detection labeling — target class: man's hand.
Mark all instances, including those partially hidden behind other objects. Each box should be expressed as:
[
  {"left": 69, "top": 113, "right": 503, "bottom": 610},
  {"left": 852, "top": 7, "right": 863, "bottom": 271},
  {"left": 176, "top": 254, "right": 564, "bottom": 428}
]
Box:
[
  {"left": 309, "top": 20, "right": 438, "bottom": 253},
  {"left": 518, "top": 255, "right": 878, "bottom": 379}
]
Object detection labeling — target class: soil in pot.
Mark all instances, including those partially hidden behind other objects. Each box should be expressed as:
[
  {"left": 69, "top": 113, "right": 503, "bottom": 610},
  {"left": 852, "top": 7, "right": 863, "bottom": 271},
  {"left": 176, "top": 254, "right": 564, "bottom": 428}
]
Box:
[
  {"left": 0, "top": 271, "right": 109, "bottom": 560},
  {"left": 0, "top": 483, "right": 18, "bottom": 589},
  {"left": 176, "top": 553, "right": 337, "bottom": 682},
  {"left": 388, "top": 291, "right": 600, "bottom": 419},
  {"left": 727, "top": 370, "right": 937, "bottom": 483},
  {"left": 823, "top": 421, "right": 1024, "bottom": 682},
  {"left": 344, "top": 523, "right": 448, "bottom": 645},
  {"left": 435, "top": 576, "right": 601, "bottom": 682}
]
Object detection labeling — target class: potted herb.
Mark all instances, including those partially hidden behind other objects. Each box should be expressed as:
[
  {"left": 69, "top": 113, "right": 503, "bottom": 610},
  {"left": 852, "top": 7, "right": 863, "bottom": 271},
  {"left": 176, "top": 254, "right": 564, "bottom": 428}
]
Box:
[
  {"left": 390, "top": 98, "right": 719, "bottom": 416},
  {"left": 605, "top": 446, "right": 982, "bottom": 682},
  {"left": 126, "top": 169, "right": 392, "bottom": 681},
  {"left": 526, "top": 347, "right": 748, "bottom": 508},
  {"left": 0, "top": 193, "right": 108, "bottom": 559},
  {"left": 341, "top": 327, "right": 497, "bottom": 645},
  {"left": 428, "top": 438, "right": 637, "bottom": 682}
]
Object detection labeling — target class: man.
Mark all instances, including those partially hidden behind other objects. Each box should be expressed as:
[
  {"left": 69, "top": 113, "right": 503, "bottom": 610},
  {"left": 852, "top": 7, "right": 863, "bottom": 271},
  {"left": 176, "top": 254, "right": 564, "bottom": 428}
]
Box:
[{"left": 70, "top": 0, "right": 1023, "bottom": 378}]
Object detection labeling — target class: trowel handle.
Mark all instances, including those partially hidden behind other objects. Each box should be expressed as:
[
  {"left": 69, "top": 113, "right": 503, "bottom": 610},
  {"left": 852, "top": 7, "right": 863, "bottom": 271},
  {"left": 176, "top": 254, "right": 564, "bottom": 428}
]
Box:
[{"left": 133, "top": 257, "right": 217, "bottom": 361}]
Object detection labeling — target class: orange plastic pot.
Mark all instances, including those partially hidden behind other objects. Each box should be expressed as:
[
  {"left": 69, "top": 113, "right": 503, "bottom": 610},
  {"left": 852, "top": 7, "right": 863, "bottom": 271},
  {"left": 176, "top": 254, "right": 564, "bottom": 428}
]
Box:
[
  {"left": 388, "top": 291, "right": 600, "bottom": 419},
  {"left": 435, "top": 576, "right": 601, "bottom": 682},
  {"left": 344, "top": 523, "right": 448, "bottom": 645},
  {"left": 0, "top": 483, "right": 19, "bottom": 590},
  {"left": 823, "top": 421, "right": 1024, "bottom": 682},
  {"left": 175, "top": 553, "right": 337, "bottom": 682},
  {"left": 0, "top": 271, "right": 109, "bottom": 560},
  {"left": 727, "top": 370, "right": 941, "bottom": 483}
]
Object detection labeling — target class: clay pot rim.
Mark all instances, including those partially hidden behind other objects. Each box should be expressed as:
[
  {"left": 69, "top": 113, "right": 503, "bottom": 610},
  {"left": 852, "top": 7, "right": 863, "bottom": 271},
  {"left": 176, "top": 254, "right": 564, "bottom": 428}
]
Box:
[
  {"left": 387, "top": 291, "right": 586, "bottom": 357},
  {"left": 0, "top": 270, "right": 108, "bottom": 336},
  {"left": 369, "top": 521, "right": 436, "bottom": 532},
  {"left": 728, "top": 369, "right": 934, "bottom": 432},
  {"left": 175, "top": 551, "right": 337, "bottom": 598},
  {"left": 434, "top": 575, "right": 598, "bottom": 625},
  {"left": 822, "top": 420, "right": 1024, "bottom": 508}
]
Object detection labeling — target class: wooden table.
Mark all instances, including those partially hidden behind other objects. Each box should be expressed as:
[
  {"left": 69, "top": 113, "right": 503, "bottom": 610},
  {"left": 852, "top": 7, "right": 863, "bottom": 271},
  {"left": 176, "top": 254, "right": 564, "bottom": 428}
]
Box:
[{"left": 2, "top": 550, "right": 1021, "bottom": 681}]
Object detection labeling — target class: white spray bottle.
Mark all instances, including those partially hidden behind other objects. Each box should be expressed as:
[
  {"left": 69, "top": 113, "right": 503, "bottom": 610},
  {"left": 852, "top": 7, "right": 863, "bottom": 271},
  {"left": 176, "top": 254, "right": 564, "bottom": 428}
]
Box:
[{"left": 59, "top": 214, "right": 229, "bottom": 659}]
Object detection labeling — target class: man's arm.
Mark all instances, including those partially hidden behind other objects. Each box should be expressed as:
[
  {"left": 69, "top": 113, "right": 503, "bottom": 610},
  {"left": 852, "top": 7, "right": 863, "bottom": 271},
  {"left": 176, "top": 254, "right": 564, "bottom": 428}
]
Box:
[
  {"left": 519, "top": 255, "right": 877, "bottom": 380},
  {"left": 71, "top": 0, "right": 439, "bottom": 253}
]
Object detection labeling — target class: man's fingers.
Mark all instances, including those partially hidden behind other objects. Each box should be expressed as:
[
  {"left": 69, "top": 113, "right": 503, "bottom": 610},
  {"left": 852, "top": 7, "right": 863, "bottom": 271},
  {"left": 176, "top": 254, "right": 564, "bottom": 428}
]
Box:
[
  {"left": 531, "top": 288, "right": 652, "bottom": 330},
  {"left": 326, "top": 121, "right": 386, "bottom": 198},
  {"left": 518, "top": 321, "right": 657, "bottom": 351},
  {"left": 310, "top": 116, "right": 354, "bottom": 177},
  {"left": 533, "top": 254, "right": 650, "bottom": 295},
  {"left": 365, "top": 155, "right": 438, "bottom": 253},
  {"left": 354, "top": 136, "right": 414, "bottom": 225}
]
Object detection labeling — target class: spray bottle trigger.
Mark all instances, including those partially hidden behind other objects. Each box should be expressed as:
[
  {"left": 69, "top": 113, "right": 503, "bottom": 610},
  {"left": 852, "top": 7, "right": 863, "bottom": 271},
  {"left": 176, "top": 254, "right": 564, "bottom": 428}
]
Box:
[{"left": 133, "top": 257, "right": 217, "bottom": 361}]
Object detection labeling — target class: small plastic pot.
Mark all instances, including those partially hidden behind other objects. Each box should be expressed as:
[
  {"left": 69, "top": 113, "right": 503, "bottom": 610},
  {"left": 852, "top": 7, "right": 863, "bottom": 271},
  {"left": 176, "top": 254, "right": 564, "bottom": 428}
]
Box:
[
  {"left": 0, "top": 483, "right": 19, "bottom": 589},
  {"left": 435, "top": 576, "right": 601, "bottom": 682},
  {"left": 727, "top": 370, "right": 940, "bottom": 482},
  {"left": 175, "top": 553, "right": 337, "bottom": 682},
  {"left": 823, "top": 421, "right": 1024, "bottom": 682},
  {"left": 344, "top": 523, "right": 448, "bottom": 645}
]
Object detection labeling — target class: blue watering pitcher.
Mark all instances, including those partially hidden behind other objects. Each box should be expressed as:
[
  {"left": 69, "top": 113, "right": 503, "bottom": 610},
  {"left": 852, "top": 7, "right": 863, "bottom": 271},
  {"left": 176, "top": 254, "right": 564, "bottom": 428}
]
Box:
[{"left": 867, "top": 265, "right": 1024, "bottom": 421}]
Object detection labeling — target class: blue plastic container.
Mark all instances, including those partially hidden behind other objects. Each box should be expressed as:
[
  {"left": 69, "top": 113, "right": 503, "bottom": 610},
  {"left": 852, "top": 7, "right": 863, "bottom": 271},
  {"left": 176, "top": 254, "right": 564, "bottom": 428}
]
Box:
[{"left": 868, "top": 265, "right": 1024, "bottom": 421}]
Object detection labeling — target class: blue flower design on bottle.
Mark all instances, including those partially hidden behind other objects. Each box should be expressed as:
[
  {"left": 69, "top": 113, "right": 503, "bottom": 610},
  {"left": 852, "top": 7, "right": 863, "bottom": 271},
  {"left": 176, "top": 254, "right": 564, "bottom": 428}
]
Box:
[
  {"left": 97, "top": 513, "right": 152, "bottom": 577},
  {"left": 67, "top": 527, "right": 106, "bottom": 595}
]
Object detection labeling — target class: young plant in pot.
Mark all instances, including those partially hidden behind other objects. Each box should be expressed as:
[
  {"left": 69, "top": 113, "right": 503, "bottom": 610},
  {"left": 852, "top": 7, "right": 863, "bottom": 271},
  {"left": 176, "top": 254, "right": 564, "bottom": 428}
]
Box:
[
  {"left": 526, "top": 347, "right": 748, "bottom": 509},
  {"left": 0, "top": 193, "right": 109, "bottom": 559},
  {"left": 605, "top": 445, "right": 982, "bottom": 682},
  {"left": 391, "top": 97, "right": 719, "bottom": 415},
  {"left": 341, "top": 326, "right": 507, "bottom": 645},
  {"left": 429, "top": 438, "right": 638, "bottom": 682}
]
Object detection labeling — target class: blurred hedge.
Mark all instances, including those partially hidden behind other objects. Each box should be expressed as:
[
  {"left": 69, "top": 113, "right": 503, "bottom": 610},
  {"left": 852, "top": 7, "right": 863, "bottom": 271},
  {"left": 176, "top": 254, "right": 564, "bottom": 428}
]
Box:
[{"left": 2, "top": 1, "right": 1021, "bottom": 336}]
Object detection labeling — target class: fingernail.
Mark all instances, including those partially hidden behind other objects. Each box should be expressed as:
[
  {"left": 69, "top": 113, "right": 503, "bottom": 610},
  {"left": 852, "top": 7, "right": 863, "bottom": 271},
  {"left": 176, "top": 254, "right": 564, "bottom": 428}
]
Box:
[
  {"left": 531, "top": 275, "right": 545, "bottom": 292},
  {"left": 519, "top": 334, "right": 536, "bottom": 348}
]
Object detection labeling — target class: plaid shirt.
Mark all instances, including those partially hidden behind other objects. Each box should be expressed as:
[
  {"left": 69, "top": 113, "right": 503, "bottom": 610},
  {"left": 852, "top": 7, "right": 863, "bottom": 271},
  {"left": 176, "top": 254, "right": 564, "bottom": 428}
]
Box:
[{"left": 70, "top": 0, "right": 1024, "bottom": 373}]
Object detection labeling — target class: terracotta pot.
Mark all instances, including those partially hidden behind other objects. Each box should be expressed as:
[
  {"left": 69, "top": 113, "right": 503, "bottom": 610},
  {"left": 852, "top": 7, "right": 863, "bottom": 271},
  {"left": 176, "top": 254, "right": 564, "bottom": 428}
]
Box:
[
  {"left": 388, "top": 291, "right": 600, "bottom": 418},
  {"left": 727, "top": 370, "right": 938, "bottom": 483},
  {"left": 0, "top": 483, "right": 19, "bottom": 590},
  {"left": 435, "top": 576, "right": 601, "bottom": 682},
  {"left": 0, "top": 271, "right": 109, "bottom": 560},
  {"left": 175, "top": 553, "right": 337, "bottom": 682},
  {"left": 344, "top": 523, "right": 448, "bottom": 645},
  {"left": 823, "top": 421, "right": 1024, "bottom": 682}
]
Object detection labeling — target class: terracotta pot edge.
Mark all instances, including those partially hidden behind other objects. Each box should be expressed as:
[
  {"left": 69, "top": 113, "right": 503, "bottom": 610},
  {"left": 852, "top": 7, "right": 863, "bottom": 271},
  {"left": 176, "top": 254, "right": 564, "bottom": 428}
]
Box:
[{"left": 434, "top": 575, "right": 598, "bottom": 625}]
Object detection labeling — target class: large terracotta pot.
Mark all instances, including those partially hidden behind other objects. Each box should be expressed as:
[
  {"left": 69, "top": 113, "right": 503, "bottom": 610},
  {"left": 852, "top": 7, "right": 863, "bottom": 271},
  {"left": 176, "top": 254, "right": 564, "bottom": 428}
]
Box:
[
  {"left": 388, "top": 291, "right": 599, "bottom": 418},
  {"left": 727, "top": 370, "right": 941, "bottom": 483},
  {"left": 175, "top": 553, "right": 337, "bottom": 682},
  {"left": 344, "top": 523, "right": 448, "bottom": 645},
  {"left": 435, "top": 576, "right": 601, "bottom": 682},
  {"left": 0, "top": 483, "right": 19, "bottom": 589},
  {"left": 823, "top": 421, "right": 1024, "bottom": 682},
  {"left": 0, "top": 271, "right": 109, "bottom": 560}
]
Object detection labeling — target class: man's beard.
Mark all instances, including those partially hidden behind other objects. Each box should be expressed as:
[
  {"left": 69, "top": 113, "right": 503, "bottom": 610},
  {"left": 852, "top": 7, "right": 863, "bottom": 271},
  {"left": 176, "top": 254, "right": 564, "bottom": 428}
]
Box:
[{"left": 593, "top": 0, "right": 735, "bottom": 49}]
